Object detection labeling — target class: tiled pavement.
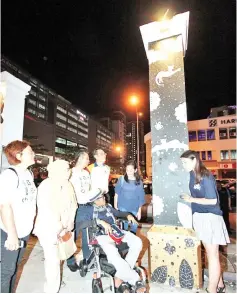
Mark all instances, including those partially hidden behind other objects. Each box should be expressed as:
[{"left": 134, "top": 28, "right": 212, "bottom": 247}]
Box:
[{"left": 14, "top": 225, "right": 236, "bottom": 293}]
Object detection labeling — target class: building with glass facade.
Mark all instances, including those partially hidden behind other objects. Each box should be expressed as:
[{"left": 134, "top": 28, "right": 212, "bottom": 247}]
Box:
[
  {"left": 145, "top": 112, "right": 236, "bottom": 179},
  {"left": 1, "top": 55, "right": 114, "bottom": 161}
]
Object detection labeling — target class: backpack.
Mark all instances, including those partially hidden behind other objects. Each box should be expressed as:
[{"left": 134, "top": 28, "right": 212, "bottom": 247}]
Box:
[
  {"left": 8, "top": 168, "right": 20, "bottom": 188},
  {"left": 7, "top": 168, "right": 33, "bottom": 189}
]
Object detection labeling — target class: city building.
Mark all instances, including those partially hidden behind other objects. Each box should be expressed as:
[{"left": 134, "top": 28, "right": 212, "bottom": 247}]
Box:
[
  {"left": 110, "top": 111, "right": 127, "bottom": 164},
  {"left": 88, "top": 117, "right": 114, "bottom": 159},
  {"left": 1, "top": 55, "right": 114, "bottom": 162},
  {"left": 99, "top": 116, "right": 112, "bottom": 131},
  {"left": 145, "top": 111, "right": 236, "bottom": 179},
  {"left": 126, "top": 121, "right": 145, "bottom": 171},
  {"left": 209, "top": 105, "right": 236, "bottom": 118}
]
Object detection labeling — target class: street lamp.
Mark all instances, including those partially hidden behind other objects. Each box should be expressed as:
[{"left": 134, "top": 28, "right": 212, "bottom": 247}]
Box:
[
  {"left": 115, "top": 146, "right": 121, "bottom": 152},
  {"left": 129, "top": 96, "right": 143, "bottom": 172}
]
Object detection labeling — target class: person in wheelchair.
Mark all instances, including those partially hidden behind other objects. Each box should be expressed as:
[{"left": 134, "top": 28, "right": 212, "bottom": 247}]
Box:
[{"left": 77, "top": 191, "right": 146, "bottom": 293}]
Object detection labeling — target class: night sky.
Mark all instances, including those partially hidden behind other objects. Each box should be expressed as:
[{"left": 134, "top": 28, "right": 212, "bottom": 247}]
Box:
[{"left": 2, "top": 0, "right": 236, "bottom": 133}]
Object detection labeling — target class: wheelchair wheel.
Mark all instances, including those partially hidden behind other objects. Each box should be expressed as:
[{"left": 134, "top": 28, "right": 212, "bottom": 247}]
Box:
[
  {"left": 92, "top": 278, "right": 103, "bottom": 293},
  {"left": 79, "top": 259, "right": 88, "bottom": 277}
]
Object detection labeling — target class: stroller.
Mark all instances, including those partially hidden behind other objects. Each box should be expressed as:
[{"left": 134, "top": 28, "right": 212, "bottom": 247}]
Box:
[{"left": 78, "top": 220, "right": 146, "bottom": 293}]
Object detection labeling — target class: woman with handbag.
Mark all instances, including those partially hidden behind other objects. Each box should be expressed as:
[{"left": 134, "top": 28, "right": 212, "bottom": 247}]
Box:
[{"left": 33, "top": 160, "right": 77, "bottom": 293}]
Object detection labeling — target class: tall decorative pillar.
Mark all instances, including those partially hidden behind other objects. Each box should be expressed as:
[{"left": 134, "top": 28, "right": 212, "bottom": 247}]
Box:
[
  {"left": 0, "top": 71, "right": 31, "bottom": 172},
  {"left": 140, "top": 12, "right": 202, "bottom": 290}
]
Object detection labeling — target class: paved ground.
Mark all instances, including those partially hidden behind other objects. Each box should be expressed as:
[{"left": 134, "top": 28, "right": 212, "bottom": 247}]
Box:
[
  {"left": 14, "top": 195, "right": 236, "bottom": 293},
  {"left": 14, "top": 224, "right": 236, "bottom": 293}
]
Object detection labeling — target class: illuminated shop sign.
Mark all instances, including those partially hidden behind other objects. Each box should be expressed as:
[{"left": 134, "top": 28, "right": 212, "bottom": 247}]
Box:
[
  {"left": 220, "top": 118, "right": 236, "bottom": 125},
  {"left": 208, "top": 118, "right": 236, "bottom": 127}
]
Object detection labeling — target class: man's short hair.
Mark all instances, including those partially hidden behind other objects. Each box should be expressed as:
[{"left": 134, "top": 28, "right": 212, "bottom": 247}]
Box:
[{"left": 93, "top": 148, "right": 104, "bottom": 158}]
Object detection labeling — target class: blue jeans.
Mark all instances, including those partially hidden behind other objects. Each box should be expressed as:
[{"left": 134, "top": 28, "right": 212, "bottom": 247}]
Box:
[
  {"left": 119, "top": 208, "right": 138, "bottom": 233},
  {"left": 1, "top": 230, "right": 29, "bottom": 293},
  {"left": 67, "top": 205, "right": 91, "bottom": 265}
]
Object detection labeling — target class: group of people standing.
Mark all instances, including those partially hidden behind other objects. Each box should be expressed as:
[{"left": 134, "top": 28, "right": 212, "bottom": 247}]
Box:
[
  {"left": 0, "top": 140, "right": 146, "bottom": 293},
  {"left": 0, "top": 139, "right": 232, "bottom": 293}
]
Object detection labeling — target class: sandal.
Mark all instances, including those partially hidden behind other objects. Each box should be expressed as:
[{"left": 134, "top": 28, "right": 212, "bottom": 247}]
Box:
[
  {"left": 205, "top": 288, "right": 209, "bottom": 293},
  {"left": 135, "top": 280, "right": 146, "bottom": 293},
  {"left": 217, "top": 285, "right": 226, "bottom": 293},
  {"left": 115, "top": 282, "right": 131, "bottom": 293}
]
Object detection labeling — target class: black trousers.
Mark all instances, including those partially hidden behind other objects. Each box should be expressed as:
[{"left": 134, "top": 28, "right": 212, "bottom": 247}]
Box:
[{"left": 1, "top": 230, "right": 29, "bottom": 293}]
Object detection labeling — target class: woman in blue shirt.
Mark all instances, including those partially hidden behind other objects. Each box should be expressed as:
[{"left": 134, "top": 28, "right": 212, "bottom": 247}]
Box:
[
  {"left": 114, "top": 160, "right": 145, "bottom": 233},
  {"left": 180, "top": 150, "right": 229, "bottom": 293}
]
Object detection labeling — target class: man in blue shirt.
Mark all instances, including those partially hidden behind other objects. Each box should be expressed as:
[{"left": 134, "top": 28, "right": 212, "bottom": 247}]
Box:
[{"left": 77, "top": 191, "right": 146, "bottom": 293}]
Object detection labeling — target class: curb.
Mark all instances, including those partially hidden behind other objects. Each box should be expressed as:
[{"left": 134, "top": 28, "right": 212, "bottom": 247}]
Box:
[{"left": 204, "top": 269, "right": 236, "bottom": 282}]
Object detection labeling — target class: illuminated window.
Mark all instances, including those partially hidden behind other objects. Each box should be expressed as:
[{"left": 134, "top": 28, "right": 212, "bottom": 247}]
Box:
[
  {"left": 37, "top": 112, "right": 45, "bottom": 119},
  {"left": 68, "top": 119, "right": 77, "bottom": 127},
  {"left": 220, "top": 150, "right": 229, "bottom": 160},
  {"left": 30, "top": 89, "right": 37, "bottom": 96},
  {"left": 56, "top": 137, "right": 66, "bottom": 145},
  {"left": 28, "top": 98, "right": 36, "bottom": 106},
  {"left": 56, "top": 121, "right": 66, "bottom": 129},
  {"left": 219, "top": 128, "right": 228, "bottom": 139},
  {"left": 198, "top": 130, "right": 206, "bottom": 141},
  {"left": 57, "top": 105, "right": 67, "bottom": 114},
  {"left": 39, "top": 94, "right": 46, "bottom": 102},
  {"left": 229, "top": 127, "right": 236, "bottom": 139},
  {"left": 28, "top": 108, "right": 36, "bottom": 115},
  {"left": 230, "top": 150, "right": 236, "bottom": 160},
  {"left": 67, "top": 140, "right": 77, "bottom": 146},
  {"left": 201, "top": 151, "right": 206, "bottom": 160},
  {"left": 67, "top": 126, "right": 77, "bottom": 134},
  {"left": 68, "top": 112, "right": 77, "bottom": 120},
  {"left": 207, "top": 151, "right": 212, "bottom": 160},
  {"left": 38, "top": 103, "right": 46, "bottom": 110},
  {"left": 188, "top": 131, "right": 197, "bottom": 142},
  {"left": 56, "top": 113, "right": 67, "bottom": 121},
  {"left": 55, "top": 147, "right": 66, "bottom": 154},
  {"left": 207, "top": 129, "right": 215, "bottom": 140}
]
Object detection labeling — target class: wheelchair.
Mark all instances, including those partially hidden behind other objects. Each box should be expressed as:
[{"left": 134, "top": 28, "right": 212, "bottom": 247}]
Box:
[{"left": 78, "top": 220, "right": 146, "bottom": 293}]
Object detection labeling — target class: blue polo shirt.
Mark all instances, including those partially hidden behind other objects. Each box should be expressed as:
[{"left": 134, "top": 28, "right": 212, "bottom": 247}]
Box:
[
  {"left": 115, "top": 177, "right": 145, "bottom": 214},
  {"left": 189, "top": 171, "right": 222, "bottom": 216}
]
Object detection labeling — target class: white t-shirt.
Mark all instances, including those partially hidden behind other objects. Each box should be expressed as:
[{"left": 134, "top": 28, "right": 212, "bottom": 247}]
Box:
[
  {"left": 0, "top": 166, "right": 37, "bottom": 238},
  {"left": 90, "top": 164, "right": 110, "bottom": 193},
  {"left": 70, "top": 168, "right": 92, "bottom": 204}
]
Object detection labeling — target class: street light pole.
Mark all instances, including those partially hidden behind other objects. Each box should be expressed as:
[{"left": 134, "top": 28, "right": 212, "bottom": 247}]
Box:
[{"left": 136, "top": 106, "right": 140, "bottom": 172}]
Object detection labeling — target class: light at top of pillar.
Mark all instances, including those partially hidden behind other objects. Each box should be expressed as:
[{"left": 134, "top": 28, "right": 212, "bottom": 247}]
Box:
[{"left": 139, "top": 11, "right": 190, "bottom": 59}]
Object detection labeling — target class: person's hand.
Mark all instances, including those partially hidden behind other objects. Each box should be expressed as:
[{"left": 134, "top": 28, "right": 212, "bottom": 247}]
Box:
[
  {"left": 180, "top": 193, "right": 193, "bottom": 203},
  {"left": 229, "top": 206, "right": 232, "bottom": 212},
  {"left": 97, "top": 220, "right": 112, "bottom": 234},
  {"left": 127, "top": 215, "right": 139, "bottom": 225},
  {"left": 136, "top": 211, "right": 141, "bottom": 221},
  {"left": 57, "top": 228, "right": 66, "bottom": 239},
  {"left": 67, "top": 221, "right": 74, "bottom": 232},
  {"left": 5, "top": 233, "right": 19, "bottom": 251}
]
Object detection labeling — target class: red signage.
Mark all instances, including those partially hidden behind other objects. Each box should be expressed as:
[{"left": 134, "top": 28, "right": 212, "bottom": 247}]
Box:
[{"left": 219, "top": 163, "right": 236, "bottom": 169}]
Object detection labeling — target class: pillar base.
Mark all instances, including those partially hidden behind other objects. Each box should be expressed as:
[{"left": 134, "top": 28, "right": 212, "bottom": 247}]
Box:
[{"left": 148, "top": 224, "right": 202, "bottom": 290}]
